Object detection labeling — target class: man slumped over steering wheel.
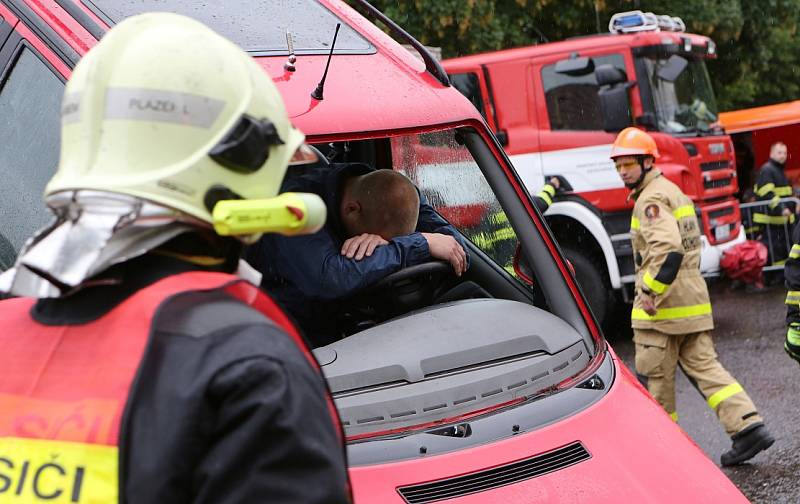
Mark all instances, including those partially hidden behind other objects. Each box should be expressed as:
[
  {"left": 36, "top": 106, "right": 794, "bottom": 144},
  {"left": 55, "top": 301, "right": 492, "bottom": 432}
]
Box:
[{"left": 247, "top": 161, "right": 468, "bottom": 347}]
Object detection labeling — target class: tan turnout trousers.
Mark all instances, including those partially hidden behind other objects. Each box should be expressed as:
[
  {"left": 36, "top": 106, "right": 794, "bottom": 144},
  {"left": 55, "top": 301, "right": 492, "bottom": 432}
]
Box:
[
  {"left": 629, "top": 170, "right": 762, "bottom": 436},
  {"left": 634, "top": 329, "right": 762, "bottom": 435}
]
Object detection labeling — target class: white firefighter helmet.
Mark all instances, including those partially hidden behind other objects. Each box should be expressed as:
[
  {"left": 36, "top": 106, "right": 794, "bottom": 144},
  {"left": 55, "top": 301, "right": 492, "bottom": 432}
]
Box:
[{"left": 48, "top": 11, "right": 305, "bottom": 222}]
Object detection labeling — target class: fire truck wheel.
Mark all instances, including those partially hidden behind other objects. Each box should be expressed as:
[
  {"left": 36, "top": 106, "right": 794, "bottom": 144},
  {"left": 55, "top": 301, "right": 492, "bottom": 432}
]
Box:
[{"left": 563, "top": 247, "right": 610, "bottom": 326}]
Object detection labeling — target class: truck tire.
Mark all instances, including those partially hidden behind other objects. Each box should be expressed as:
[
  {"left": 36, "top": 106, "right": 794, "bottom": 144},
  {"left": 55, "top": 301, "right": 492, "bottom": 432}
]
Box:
[{"left": 562, "top": 247, "right": 610, "bottom": 327}]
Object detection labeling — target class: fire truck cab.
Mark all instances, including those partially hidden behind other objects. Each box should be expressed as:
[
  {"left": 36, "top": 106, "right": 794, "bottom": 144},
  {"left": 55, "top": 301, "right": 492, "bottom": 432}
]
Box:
[{"left": 444, "top": 11, "right": 745, "bottom": 323}]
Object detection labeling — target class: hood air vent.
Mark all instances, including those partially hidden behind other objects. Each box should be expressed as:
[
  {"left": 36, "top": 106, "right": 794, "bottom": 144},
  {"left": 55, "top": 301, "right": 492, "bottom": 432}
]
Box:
[{"left": 397, "top": 441, "right": 590, "bottom": 503}]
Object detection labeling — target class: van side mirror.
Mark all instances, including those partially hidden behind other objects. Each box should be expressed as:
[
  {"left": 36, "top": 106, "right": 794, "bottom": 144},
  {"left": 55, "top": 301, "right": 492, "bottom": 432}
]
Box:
[
  {"left": 496, "top": 130, "right": 509, "bottom": 147},
  {"left": 657, "top": 55, "right": 688, "bottom": 82},
  {"left": 513, "top": 244, "right": 534, "bottom": 286},
  {"left": 598, "top": 83, "right": 634, "bottom": 132},
  {"left": 513, "top": 244, "right": 575, "bottom": 286},
  {"left": 554, "top": 56, "right": 595, "bottom": 76}
]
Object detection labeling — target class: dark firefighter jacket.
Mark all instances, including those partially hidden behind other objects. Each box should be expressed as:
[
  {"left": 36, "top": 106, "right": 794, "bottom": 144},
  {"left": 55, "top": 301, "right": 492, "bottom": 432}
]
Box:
[
  {"left": 754, "top": 159, "right": 795, "bottom": 227},
  {"left": 246, "top": 162, "right": 466, "bottom": 347},
  {"left": 469, "top": 182, "right": 557, "bottom": 274},
  {"left": 630, "top": 169, "right": 714, "bottom": 334},
  {"left": 783, "top": 225, "right": 800, "bottom": 362},
  {"left": 0, "top": 245, "right": 350, "bottom": 504}
]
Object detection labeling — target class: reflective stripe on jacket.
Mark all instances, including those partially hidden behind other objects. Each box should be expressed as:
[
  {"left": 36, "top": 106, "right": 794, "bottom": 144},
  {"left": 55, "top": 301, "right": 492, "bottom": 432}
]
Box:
[{"left": 630, "top": 169, "right": 714, "bottom": 334}]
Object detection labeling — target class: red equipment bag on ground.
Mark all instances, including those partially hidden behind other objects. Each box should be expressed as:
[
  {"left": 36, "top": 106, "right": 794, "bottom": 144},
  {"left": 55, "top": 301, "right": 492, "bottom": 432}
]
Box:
[{"left": 720, "top": 240, "right": 769, "bottom": 285}]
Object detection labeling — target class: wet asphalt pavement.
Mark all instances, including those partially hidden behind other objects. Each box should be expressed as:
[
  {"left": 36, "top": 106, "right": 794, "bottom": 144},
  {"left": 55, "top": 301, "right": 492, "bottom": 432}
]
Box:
[{"left": 606, "top": 280, "right": 798, "bottom": 503}]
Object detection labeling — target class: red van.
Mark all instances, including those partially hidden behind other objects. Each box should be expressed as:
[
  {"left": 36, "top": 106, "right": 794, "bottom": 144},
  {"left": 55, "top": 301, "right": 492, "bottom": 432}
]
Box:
[{"left": 0, "top": 1, "right": 748, "bottom": 502}]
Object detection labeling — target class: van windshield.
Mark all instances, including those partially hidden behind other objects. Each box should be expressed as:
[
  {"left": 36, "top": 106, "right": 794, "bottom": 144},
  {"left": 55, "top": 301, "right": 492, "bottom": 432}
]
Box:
[
  {"left": 303, "top": 126, "right": 597, "bottom": 439},
  {"left": 81, "top": 0, "right": 375, "bottom": 55}
]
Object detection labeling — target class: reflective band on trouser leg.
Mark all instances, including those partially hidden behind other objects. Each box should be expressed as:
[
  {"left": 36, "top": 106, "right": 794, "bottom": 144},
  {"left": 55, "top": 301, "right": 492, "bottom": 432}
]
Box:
[
  {"left": 670, "top": 411, "right": 678, "bottom": 422},
  {"left": 707, "top": 383, "right": 744, "bottom": 410},
  {"left": 643, "top": 271, "right": 669, "bottom": 295},
  {"left": 630, "top": 216, "right": 640, "bottom": 230},
  {"left": 631, "top": 303, "right": 712, "bottom": 320},
  {"left": 672, "top": 205, "right": 696, "bottom": 219},
  {"left": 786, "top": 291, "right": 800, "bottom": 305},
  {"left": 790, "top": 244, "right": 800, "bottom": 259},
  {"left": 753, "top": 213, "right": 789, "bottom": 225}
]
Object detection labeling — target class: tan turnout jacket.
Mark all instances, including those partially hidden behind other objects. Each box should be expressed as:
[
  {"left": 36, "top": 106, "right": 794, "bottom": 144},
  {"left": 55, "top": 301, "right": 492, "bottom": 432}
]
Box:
[{"left": 630, "top": 169, "right": 714, "bottom": 334}]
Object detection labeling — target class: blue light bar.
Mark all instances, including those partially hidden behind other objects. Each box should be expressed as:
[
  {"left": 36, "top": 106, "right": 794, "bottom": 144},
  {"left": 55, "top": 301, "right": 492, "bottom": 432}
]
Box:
[{"left": 609, "top": 10, "right": 685, "bottom": 34}]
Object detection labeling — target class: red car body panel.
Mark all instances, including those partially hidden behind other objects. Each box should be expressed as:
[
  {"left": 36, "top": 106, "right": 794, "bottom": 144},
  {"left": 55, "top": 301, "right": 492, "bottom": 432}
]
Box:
[
  {"left": 350, "top": 349, "right": 746, "bottom": 503},
  {"left": 2, "top": 1, "right": 746, "bottom": 502}
]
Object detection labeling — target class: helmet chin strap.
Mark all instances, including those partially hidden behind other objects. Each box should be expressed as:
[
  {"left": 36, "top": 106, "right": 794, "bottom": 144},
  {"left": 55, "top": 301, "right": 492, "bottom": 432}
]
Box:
[{"left": 625, "top": 156, "right": 651, "bottom": 189}]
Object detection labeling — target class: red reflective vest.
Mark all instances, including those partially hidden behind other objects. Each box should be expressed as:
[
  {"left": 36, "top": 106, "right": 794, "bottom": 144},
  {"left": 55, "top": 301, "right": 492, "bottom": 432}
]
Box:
[{"left": 0, "top": 271, "right": 333, "bottom": 502}]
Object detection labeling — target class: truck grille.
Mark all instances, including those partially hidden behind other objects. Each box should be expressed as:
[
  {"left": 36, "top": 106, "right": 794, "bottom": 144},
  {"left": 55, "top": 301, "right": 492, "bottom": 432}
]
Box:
[
  {"left": 397, "top": 442, "right": 591, "bottom": 503},
  {"left": 704, "top": 178, "right": 732, "bottom": 189},
  {"left": 701, "top": 160, "right": 730, "bottom": 172},
  {"left": 709, "top": 207, "right": 734, "bottom": 219}
]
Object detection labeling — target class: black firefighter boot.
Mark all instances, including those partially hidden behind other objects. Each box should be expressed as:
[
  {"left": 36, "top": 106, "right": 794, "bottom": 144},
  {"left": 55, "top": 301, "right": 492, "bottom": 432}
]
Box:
[{"left": 720, "top": 423, "right": 775, "bottom": 466}]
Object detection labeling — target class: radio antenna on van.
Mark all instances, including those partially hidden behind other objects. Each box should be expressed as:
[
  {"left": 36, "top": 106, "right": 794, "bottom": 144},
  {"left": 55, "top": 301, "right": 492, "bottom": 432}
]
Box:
[
  {"left": 284, "top": 30, "right": 297, "bottom": 72},
  {"left": 311, "top": 23, "right": 341, "bottom": 101}
]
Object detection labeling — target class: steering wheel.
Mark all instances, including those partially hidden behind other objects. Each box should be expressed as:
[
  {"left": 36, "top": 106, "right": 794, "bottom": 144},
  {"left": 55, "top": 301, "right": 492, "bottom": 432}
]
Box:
[{"left": 346, "top": 261, "right": 455, "bottom": 326}]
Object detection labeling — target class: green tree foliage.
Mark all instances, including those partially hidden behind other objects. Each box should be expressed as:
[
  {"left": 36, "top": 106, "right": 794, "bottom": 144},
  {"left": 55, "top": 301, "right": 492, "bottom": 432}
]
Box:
[{"left": 369, "top": 0, "right": 800, "bottom": 110}]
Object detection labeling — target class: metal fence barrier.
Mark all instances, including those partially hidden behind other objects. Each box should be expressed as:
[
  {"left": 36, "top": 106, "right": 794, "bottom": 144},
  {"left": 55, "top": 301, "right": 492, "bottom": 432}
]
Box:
[{"left": 739, "top": 197, "right": 800, "bottom": 272}]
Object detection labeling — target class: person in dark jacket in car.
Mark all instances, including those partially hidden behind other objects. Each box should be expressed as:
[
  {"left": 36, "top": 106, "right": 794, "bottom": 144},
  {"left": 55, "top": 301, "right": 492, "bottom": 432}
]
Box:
[
  {"left": 246, "top": 159, "right": 469, "bottom": 347},
  {"left": 0, "top": 14, "right": 349, "bottom": 503}
]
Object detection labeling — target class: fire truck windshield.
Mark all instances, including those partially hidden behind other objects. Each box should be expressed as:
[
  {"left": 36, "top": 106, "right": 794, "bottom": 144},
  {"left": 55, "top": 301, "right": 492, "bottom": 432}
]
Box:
[{"left": 641, "top": 55, "right": 719, "bottom": 135}]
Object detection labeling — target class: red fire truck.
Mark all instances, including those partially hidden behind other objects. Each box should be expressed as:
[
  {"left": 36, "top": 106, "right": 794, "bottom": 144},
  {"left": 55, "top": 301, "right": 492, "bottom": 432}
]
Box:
[{"left": 443, "top": 11, "right": 744, "bottom": 323}]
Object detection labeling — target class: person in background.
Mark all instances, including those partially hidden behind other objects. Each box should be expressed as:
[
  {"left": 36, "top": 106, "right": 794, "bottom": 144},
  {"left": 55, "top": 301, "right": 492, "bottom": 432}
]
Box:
[
  {"left": 0, "top": 13, "right": 350, "bottom": 503},
  {"left": 469, "top": 176, "right": 562, "bottom": 275},
  {"left": 611, "top": 127, "right": 774, "bottom": 467},
  {"left": 753, "top": 142, "right": 794, "bottom": 265}
]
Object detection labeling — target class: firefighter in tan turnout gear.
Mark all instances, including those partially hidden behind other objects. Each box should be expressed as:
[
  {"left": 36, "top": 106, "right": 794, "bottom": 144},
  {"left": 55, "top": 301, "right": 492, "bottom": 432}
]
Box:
[{"left": 611, "top": 127, "right": 774, "bottom": 466}]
